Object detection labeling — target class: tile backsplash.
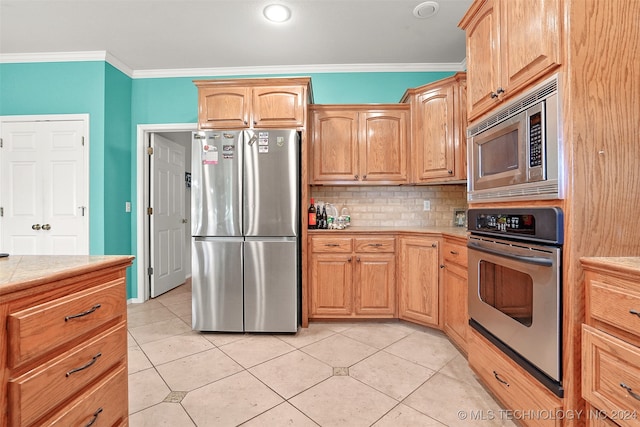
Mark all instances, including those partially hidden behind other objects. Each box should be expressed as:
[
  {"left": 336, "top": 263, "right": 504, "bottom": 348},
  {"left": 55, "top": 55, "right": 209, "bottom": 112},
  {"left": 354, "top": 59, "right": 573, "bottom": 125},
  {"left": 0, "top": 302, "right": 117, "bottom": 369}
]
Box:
[{"left": 310, "top": 185, "right": 468, "bottom": 228}]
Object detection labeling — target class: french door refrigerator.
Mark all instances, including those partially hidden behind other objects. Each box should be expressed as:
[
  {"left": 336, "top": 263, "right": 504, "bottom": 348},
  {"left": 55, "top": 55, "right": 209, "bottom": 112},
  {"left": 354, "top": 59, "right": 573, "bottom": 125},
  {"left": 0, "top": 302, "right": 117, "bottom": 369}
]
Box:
[{"left": 191, "top": 129, "right": 300, "bottom": 333}]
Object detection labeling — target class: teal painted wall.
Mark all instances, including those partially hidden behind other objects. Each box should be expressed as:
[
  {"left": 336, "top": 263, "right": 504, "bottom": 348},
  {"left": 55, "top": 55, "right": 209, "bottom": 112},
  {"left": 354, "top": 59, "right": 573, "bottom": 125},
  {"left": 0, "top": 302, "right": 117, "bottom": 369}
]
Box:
[
  {"left": 1, "top": 61, "right": 457, "bottom": 299},
  {"left": 0, "top": 61, "right": 107, "bottom": 254}
]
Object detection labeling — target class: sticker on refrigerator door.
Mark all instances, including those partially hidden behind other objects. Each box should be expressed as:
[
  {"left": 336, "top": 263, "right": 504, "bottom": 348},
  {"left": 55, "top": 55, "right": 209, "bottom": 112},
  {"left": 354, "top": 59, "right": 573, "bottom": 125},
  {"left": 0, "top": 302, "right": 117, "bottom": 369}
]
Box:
[
  {"left": 258, "top": 137, "right": 269, "bottom": 146},
  {"left": 222, "top": 145, "right": 235, "bottom": 159},
  {"left": 203, "top": 145, "right": 218, "bottom": 164},
  {"left": 276, "top": 136, "right": 285, "bottom": 147},
  {"left": 258, "top": 145, "right": 269, "bottom": 153}
]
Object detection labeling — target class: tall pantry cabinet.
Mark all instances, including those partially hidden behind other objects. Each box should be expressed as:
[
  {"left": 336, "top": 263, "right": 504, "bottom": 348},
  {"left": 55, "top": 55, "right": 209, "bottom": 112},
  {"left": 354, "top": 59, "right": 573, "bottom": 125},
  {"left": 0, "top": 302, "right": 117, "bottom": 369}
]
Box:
[{"left": 460, "top": 1, "right": 640, "bottom": 426}]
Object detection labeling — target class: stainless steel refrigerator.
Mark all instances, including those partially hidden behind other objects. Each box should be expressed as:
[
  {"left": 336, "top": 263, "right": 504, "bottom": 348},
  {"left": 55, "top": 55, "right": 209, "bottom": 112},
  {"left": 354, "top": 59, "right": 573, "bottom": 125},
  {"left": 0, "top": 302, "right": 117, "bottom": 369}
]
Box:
[{"left": 191, "top": 129, "right": 300, "bottom": 333}]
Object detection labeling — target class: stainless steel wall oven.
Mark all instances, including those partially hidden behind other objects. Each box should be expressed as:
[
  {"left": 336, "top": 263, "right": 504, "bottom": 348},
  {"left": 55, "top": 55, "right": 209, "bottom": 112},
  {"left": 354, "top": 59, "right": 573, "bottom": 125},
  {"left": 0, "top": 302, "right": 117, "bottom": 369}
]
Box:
[{"left": 467, "top": 207, "right": 564, "bottom": 397}]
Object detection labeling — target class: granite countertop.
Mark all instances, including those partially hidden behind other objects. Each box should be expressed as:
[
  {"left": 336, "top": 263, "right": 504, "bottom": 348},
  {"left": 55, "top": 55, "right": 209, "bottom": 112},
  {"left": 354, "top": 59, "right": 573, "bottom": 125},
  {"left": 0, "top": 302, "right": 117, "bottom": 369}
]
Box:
[
  {"left": 307, "top": 226, "right": 469, "bottom": 238},
  {"left": 580, "top": 256, "right": 640, "bottom": 275},
  {"left": 0, "top": 255, "right": 134, "bottom": 296}
]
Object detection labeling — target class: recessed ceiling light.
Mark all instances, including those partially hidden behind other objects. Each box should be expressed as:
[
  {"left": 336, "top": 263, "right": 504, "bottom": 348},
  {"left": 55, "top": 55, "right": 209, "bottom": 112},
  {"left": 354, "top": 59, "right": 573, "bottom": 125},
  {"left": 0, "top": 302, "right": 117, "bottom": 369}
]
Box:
[
  {"left": 413, "top": 1, "right": 440, "bottom": 19},
  {"left": 263, "top": 4, "right": 291, "bottom": 23}
]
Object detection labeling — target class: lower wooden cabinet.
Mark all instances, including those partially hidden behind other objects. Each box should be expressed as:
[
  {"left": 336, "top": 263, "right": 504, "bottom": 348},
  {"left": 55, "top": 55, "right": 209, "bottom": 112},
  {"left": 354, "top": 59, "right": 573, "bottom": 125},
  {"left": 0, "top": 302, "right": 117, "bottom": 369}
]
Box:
[
  {"left": 309, "top": 235, "right": 396, "bottom": 318},
  {"left": 468, "top": 329, "right": 564, "bottom": 427},
  {"left": 582, "top": 258, "right": 640, "bottom": 427},
  {"left": 442, "top": 237, "right": 469, "bottom": 353},
  {"left": 0, "top": 256, "right": 133, "bottom": 427},
  {"left": 398, "top": 236, "right": 440, "bottom": 327}
]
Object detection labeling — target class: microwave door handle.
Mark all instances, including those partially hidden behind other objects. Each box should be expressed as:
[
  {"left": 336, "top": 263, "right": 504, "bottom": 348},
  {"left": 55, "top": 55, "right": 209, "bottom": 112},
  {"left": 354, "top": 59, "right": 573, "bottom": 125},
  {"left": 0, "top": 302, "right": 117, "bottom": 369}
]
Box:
[{"left": 467, "top": 241, "right": 553, "bottom": 267}]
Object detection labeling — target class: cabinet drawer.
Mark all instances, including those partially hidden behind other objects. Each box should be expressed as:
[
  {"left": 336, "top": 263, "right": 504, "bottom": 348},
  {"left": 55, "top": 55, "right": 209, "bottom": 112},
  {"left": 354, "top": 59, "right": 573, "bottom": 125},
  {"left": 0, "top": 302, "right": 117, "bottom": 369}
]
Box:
[
  {"left": 443, "top": 241, "right": 467, "bottom": 267},
  {"left": 582, "top": 325, "right": 640, "bottom": 427},
  {"left": 310, "top": 237, "right": 353, "bottom": 253},
  {"left": 469, "top": 330, "right": 563, "bottom": 427},
  {"left": 39, "top": 363, "right": 128, "bottom": 427},
  {"left": 8, "top": 322, "right": 127, "bottom": 427},
  {"left": 8, "top": 278, "right": 126, "bottom": 367},
  {"left": 587, "top": 272, "right": 640, "bottom": 342},
  {"left": 354, "top": 237, "right": 395, "bottom": 253}
]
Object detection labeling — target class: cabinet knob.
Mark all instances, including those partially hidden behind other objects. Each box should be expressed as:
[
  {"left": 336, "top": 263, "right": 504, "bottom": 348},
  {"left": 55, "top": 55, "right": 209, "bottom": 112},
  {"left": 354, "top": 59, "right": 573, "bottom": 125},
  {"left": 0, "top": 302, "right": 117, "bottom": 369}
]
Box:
[
  {"left": 42, "top": 224, "right": 51, "bottom": 230},
  {"left": 362, "top": 175, "right": 367, "bottom": 180},
  {"left": 356, "top": 257, "right": 361, "bottom": 262},
  {"left": 354, "top": 175, "right": 359, "bottom": 180},
  {"left": 440, "top": 264, "right": 445, "bottom": 269},
  {"left": 496, "top": 87, "right": 505, "bottom": 95},
  {"left": 347, "top": 257, "right": 352, "bottom": 263},
  {"left": 490, "top": 92, "right": 499, "bottom": 99},
  {"left": 447, "top": 170, "right": 453, "bottom": 174},
  {"left": 431, "top": 243, "right": 437, "bottom": 248},
  {"left": 32, "top": 224, "right": 41, "bottom": 230}
]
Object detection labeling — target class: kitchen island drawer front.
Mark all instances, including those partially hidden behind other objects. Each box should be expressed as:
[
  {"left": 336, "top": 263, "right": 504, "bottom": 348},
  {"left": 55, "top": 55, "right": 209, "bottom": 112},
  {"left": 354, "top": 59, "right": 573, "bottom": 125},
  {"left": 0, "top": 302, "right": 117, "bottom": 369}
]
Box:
[
  {"left": 39, "top": 363, "right": 128, "bottom": 427},
  {"left": 469, "top": 330, "right": 563, "bottom": 427},
  {"left": 8, "top": 322, "right": 127, "bottom": 427},
  {"left": 310, "top": 237, "right": 353, "bottom": 253},
  {"left": 587, "top": 272, "right": 640, "bottom": 343},
  {"left": 582, "top": 325, "right": 640, "bottom": 427},
  {"left": 8, "top": 278, "right": 126, "bottom": 367},
  {"left": 443, "top": 241, "right": 468, "bottom": 267},
  {"left": 354, "top": 237, "right": 396, "bottom": 253}
]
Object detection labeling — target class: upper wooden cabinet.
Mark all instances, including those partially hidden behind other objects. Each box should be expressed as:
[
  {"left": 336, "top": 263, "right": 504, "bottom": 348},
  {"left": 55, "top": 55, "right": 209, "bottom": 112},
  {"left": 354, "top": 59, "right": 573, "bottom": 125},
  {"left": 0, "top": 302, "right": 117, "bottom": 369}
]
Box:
[
  {"left": 194, "top": 78, "right": 312, "bottom": 129},
  {"left": 401, "top": 72, "right": 467, "bottom": 183},
  {"left": 310, "top": 104, "right": 409, "bottom": 185},
  {"left": 459, "top": 0, "right": 562, "bottom": 122}
]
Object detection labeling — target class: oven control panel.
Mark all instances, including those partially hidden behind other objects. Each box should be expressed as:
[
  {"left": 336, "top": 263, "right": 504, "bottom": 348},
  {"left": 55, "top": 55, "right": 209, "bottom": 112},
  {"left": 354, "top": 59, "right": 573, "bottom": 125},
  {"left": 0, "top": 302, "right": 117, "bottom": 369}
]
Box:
[{"left": 468, "top": 207, "right": 564, "bottom": 245}]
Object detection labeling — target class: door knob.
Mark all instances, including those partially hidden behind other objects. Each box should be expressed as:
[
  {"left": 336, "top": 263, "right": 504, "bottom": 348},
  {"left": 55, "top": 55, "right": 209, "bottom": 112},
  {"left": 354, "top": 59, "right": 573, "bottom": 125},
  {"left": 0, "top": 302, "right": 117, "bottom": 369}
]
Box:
[
  {"left": 182, "top": 219, "right": 188, "bottom": 224},
  {"left": 32, "top": 224, "right": 41, "bottom": 230},
  {"left": 42, "top": 224, "right": 51, "bottom": 230}
]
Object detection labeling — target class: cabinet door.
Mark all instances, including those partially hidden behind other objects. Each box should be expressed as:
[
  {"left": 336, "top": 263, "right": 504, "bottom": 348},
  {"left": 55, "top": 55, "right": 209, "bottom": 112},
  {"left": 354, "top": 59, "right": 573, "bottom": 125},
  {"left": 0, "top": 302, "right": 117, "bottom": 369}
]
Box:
[
  {"left": 500, "top": 0, "right": 562, "bottom": 98},
  {"left": 359, "top": 111, "right": 408, "bottom": 184},
  {"left": 310, "top": 253, "right": 353, "bottom": 317},
  {"left": 354, "top": 253, "right": 396, "bottom": 316},
  {"left": 413, "top": 85, "right": 456, "bottom": 181},
  {"left": 443, "top": 263, "right": 468, "bottom": 353},
  {"left": 198, "top": 86, "right": 251, "bottom": 129},
  {"left": 398, "top": 237, "right": 440, "bottom": 326},
  {"left": 464, "top": 0, "right": 501, "bottom": 121},
  {"left": 252, "top": 86, "right": 306, "bottom": 128},
  {"left": 311, "top": 110, "right": 359, "bottom": 183}
]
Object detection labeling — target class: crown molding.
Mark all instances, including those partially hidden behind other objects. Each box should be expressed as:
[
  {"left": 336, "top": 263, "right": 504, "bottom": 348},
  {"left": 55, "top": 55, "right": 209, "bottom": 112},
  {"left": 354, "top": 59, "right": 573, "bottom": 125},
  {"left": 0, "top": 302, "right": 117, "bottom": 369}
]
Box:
[{"left": 1, "top": 51, "right": 466, "bottom": 78}]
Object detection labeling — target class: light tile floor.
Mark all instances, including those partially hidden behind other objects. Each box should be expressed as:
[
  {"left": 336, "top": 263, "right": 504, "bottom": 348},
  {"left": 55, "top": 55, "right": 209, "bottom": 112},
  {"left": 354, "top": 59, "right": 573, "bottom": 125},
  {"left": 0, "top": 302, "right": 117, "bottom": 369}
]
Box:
[{"left": 127, "top": 283, "right": 516, "bottom": 427}]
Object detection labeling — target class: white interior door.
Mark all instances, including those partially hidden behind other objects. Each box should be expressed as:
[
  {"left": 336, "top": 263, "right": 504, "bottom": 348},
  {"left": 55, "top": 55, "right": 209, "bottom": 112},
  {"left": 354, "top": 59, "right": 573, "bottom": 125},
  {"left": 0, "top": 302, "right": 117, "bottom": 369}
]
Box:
[
  {"left": 150, "top": 133, "right": 187, "bottom": 297},
  {"left": 0, "top": 119, "right": 88, "bottom": 255}
]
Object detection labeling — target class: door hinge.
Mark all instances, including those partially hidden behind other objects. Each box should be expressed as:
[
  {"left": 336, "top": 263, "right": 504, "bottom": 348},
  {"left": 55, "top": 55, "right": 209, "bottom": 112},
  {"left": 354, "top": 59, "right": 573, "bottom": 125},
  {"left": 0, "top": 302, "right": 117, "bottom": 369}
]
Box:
[
  {"left": 0, "top": 138, "right": 3, "bottom": 148},
  {"left": 148, "top": 267, "right": 154, "bottom": 275},
  {"left": 147, "top": 146, "right": 154, "bottom": 155},
  {"left": 147, "top": 207, "right": 153, "bottom": 215},
  {"left": 81, "top": 136, "right": 85, "bottom": 146},
  {"left": 0, "top": 207, "right": 3, "bottom": 217}
]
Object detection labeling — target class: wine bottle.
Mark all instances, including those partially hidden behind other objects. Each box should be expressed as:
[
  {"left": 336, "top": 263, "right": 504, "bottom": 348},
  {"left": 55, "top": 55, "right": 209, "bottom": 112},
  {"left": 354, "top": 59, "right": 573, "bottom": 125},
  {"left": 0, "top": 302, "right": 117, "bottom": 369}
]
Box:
[{"left": 308, "top": 198, "right": 317, "bottom": 229}]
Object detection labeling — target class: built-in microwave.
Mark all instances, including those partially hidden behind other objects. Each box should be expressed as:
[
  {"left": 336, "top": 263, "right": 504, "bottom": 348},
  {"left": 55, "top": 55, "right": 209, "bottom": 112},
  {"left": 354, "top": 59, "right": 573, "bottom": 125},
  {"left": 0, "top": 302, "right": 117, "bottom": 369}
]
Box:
[{"left": 467, "top": 74, "right": 563, "bottom": 202}]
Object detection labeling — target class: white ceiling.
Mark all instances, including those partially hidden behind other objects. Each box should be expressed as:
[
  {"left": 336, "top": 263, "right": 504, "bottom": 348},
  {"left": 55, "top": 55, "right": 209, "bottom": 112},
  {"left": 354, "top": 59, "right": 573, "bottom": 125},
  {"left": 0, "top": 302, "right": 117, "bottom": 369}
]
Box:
[{"left": 0, "top": 0, "right": 472, "bottom": 76}]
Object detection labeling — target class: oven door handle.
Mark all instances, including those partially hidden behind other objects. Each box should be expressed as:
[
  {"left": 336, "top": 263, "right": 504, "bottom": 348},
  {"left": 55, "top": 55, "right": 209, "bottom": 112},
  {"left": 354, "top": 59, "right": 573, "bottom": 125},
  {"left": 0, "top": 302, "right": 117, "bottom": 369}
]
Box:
[{"left": 467, "top": 241, "right": 553, "bottom": 267}]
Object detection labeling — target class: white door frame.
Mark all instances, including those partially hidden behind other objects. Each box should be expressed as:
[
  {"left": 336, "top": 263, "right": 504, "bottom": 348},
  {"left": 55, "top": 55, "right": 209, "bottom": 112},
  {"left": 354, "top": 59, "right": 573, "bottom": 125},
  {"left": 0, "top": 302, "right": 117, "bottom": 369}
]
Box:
[
  {"left": 0, "top": 114, "right": 90, "bottom": 254},
  {"left": 135, "top": 123, "right": 196, "bottom": 303}
]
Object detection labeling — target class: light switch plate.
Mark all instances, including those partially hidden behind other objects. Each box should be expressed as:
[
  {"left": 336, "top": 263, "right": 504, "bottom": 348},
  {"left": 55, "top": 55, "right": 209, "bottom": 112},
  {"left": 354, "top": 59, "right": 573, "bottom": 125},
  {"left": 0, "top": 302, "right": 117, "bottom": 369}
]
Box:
[
  {"left": 423, "top": 200, "right": 431, "bottom": 211},
  {"left": 125, "top": 201, "right": 131, "bottom": 212}
]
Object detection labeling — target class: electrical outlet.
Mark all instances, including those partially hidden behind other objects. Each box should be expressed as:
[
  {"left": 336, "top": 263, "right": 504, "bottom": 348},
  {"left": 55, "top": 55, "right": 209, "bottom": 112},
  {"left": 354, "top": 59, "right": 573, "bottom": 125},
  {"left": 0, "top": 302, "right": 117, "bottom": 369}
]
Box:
[{"left": 423, "top": 200, "right": 431, "bottom": 211}]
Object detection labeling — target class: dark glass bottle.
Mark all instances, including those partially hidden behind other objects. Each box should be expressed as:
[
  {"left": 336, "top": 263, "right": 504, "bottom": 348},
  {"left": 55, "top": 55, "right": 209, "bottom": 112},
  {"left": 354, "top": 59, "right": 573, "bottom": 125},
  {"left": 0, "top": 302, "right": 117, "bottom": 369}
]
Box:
[
  {"left": 320, "top": 204, "right": 328, "bottom": 229},
  {"left": 308, "top": 198, "right": 317, "bottom": 229}
]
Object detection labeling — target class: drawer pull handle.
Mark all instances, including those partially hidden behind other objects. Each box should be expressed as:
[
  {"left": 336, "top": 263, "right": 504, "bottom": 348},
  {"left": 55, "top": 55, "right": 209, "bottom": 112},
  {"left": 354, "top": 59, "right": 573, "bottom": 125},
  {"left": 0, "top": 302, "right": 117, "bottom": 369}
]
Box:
[
  {"left": 84, "top": 407, "right": 103, "bottom": 427},
  {"left": 629, "top": 309, "right": 640, "bottom": 318},
  {"left": 66, "top": 352, "right": 102, "bottom": 377},
  {"left": 620, "top": 383, "right": 640, "bottom": 401},
  {"left": 368, "top": 243, "right": 383, "bottom": 247},
  {"left": 65, "top": 304, "right": 101, "bottom": 321},
  {"left": 325, "top": 243, "right": 340, "bottom": 247},
  {"left": 449, "top": 250, "right": 459, "bottom": 255},
  {"left": 493, "top": 371, "right": 509, "bottom": 387}
]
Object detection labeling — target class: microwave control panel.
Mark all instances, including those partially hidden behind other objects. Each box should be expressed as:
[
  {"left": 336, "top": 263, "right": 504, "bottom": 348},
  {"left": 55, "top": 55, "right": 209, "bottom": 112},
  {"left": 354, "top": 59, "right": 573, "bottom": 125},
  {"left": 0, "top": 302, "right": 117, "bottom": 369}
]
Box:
[{"left": 529, "top": 111, "right": 543, "bottom": 168}]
